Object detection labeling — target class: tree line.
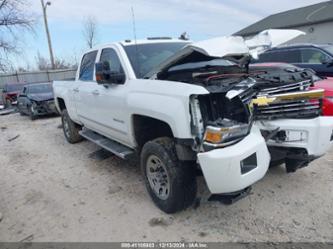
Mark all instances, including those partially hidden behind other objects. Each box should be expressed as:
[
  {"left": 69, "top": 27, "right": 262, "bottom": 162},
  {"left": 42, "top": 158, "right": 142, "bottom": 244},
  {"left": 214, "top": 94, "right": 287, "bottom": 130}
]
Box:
[{"left": 0, "top": 0, "right": 98, "bottom": 72}]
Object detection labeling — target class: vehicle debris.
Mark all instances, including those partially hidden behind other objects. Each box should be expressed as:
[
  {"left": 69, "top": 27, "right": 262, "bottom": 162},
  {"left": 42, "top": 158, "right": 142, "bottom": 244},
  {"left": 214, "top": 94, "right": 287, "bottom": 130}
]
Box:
[
  {"left": 19, "top": 234, "right": 34, "bottom": 242},
  {"left": 148, "top": 217, "right": 172, "bottom": 227},
  {"left": 0, "top": 108, "right": 17, "bottom": 116},
  {"left": 8, "top": 135, "right": 20, "bottom": 142}
]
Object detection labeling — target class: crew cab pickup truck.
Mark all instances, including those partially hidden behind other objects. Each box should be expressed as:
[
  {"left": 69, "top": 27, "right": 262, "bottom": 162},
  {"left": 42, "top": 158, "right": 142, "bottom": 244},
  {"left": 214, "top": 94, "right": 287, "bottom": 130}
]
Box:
[{"left": 53, "top": 30, "right": 333, "bottom": 213}]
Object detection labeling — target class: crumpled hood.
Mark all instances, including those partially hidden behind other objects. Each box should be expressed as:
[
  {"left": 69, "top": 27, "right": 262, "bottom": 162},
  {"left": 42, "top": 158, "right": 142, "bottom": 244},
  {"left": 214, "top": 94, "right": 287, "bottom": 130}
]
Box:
[
  {"left": 148, "top": 29, "right": 305, "bottom": 78},
  {"left": 28, "top": 92, "right": 54, "bottom": 102}
]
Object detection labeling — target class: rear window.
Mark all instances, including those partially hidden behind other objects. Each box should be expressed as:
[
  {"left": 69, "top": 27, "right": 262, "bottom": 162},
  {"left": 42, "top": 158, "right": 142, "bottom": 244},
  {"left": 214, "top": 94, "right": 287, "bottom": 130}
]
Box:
[
  {"left": 79, "top": 51, "right": 98, "bottom": 81},
  {"left": 257, "top": 50, "right": 301, "bottom": 63}
]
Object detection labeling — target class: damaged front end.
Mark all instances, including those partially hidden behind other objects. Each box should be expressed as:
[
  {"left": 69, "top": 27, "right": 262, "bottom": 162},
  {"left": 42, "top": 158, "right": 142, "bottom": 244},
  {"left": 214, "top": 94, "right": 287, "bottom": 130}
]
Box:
[{"left": 151, "top": 33, "right": 333, "bottom": 194}]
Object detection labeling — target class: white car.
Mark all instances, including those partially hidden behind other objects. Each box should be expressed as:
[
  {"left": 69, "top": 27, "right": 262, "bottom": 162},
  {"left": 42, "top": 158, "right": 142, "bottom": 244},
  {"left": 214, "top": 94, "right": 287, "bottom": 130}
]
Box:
[{"left": 53, "top": 30, "right": 333, "bottom": 213}]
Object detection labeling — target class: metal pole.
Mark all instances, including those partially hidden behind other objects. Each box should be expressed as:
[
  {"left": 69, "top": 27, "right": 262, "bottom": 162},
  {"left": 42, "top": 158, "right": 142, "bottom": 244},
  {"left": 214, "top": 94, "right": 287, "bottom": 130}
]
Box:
[{"left": 41, "top": 0, "right": 55, "bottom": 69}]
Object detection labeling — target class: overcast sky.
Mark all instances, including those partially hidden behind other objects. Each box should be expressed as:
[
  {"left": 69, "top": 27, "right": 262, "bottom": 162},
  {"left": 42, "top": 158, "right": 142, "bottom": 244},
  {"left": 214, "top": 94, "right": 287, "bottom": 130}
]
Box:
[{"left": 15, "top": 0, "right": 326, "bottom": 69}]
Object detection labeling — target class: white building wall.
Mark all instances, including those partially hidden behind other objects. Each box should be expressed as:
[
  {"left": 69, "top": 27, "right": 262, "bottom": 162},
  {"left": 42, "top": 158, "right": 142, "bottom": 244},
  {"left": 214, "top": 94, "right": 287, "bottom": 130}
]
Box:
[{"left": 283, "top": 22, "right": 333, "bottom": 44}]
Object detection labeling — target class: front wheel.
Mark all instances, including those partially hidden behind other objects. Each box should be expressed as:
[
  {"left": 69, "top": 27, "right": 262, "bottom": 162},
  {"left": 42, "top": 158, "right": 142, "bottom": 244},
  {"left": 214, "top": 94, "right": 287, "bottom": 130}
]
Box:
[
  {"left": 61, "top": 109, "right": 83, "bottom": 144},
  {"left": 29, "top": 105, "right": 37, "bottom": 120},
  {"left": 141, "top": 137, "right": 197, "bottom": 213}
]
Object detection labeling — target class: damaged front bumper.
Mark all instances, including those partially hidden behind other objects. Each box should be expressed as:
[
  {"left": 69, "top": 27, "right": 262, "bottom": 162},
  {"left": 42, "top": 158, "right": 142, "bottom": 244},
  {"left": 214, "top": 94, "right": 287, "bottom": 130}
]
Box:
[
  {"left": 197, "top": 127, "right": 270, "bottom": 194},
  {"left": 255, "top": 117, "right": 333, "bottom": 171},
  {"left": 31, "top": 100, "right": 58, "bottom": 116}
]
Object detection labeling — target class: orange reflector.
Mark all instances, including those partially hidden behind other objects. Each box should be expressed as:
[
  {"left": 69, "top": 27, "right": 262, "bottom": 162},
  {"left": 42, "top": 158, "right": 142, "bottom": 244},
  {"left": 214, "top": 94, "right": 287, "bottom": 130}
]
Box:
[{"left": 204, "top": 131, "right": 222, "bottom": 143}]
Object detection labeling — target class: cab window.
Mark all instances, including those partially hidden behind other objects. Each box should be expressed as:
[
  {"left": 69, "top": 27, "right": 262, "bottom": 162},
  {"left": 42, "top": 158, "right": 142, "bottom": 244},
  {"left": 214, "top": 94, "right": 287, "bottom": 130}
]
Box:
[
  {"left": 99, "top": 48, "right": 124, "bottom": 74},
  {"left": 79, "top": 50, "right": 98, "bottom": 81},
  {"left": 258, "top": 50, "right": 301, "bottom": 63}
]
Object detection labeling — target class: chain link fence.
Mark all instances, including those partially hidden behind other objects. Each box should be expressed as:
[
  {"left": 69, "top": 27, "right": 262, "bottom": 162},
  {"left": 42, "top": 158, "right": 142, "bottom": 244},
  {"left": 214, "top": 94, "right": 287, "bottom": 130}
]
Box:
[{"left": 0, "top": 69, "right": 77, "bottom": 89}]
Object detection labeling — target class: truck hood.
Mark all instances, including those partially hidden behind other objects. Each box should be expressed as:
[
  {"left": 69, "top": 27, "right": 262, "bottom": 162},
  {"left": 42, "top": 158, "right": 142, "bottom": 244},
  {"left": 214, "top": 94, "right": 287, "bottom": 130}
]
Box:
[
  {"left": 28, "top": 92, "right": 54, "bottom": 102},
  {"left": 147, "top": 29, "right": 305, "bottom": 78}
]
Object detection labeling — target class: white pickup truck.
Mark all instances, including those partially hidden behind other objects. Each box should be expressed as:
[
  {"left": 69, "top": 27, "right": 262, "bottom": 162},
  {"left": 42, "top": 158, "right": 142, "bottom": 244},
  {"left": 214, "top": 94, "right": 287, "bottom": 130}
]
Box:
[{"left": 53, "top": 31, "right": 333, "bottom": 213}]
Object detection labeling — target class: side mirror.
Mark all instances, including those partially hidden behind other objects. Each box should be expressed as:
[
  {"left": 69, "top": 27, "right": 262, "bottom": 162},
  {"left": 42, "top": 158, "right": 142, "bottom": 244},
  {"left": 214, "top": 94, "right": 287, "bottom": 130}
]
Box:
[
  {"left": 95, "top": 61, "right": 126, "bottom": 85},
  {"left": 321, "top": 58, "right": 333, "bottom": 66}
]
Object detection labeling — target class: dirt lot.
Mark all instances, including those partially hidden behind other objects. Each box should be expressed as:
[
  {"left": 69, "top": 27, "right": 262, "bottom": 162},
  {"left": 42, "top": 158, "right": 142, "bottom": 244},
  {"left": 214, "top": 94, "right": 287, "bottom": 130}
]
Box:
[{"left": 0, "top": 113, "right": 332, "bottom": 242}]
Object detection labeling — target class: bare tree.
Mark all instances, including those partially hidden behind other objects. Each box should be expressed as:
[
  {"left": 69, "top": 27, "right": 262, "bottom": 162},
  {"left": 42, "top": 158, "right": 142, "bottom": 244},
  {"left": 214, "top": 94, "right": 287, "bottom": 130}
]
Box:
[
  {"left": 0, "top": 0, "right": 34, "bottom": 71},
  {"left": 82, "top": 16, "right": 98, "bottom": 49},
  {"left": 36, "top": 52, "right": 77, "bottom": 71}
]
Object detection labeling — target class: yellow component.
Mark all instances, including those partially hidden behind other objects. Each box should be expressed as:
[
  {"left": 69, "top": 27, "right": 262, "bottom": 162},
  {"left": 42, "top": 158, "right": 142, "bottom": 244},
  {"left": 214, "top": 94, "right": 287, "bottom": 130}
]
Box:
[
  {"left": 250, "top": 89, "right": 324, "bottom": 108},
  {"left": 250, "top": 96, "right": 276, "bottom": 107},
  {"left": 273, "top": 89, "right": 324, "bottom": 101},
  {"left": 204, "top": 131, "right": 223, "bottom": 143}
]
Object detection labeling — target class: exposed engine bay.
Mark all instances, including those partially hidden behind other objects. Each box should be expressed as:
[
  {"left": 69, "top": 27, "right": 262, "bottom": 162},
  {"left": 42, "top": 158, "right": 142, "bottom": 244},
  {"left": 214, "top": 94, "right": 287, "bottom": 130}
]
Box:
[{"left": 157, "top": 52, "right": 324, "bottom": 153}]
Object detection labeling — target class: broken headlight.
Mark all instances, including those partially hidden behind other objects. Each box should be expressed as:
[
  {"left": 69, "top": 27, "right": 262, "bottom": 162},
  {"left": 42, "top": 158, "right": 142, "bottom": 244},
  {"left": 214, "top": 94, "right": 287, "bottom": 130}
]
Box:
[{"left": 203, "top": 119, "right": 250, "bottom": 149}]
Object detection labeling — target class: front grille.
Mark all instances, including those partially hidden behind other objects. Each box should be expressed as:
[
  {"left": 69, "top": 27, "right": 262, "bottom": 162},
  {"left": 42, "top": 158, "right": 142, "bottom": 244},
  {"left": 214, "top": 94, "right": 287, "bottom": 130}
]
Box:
[
  {"left": 258, "top": 80, "right": 312, "bottom": 95},
  {"left": 254, "top": 99, "right": 322, "bottom": 120}
]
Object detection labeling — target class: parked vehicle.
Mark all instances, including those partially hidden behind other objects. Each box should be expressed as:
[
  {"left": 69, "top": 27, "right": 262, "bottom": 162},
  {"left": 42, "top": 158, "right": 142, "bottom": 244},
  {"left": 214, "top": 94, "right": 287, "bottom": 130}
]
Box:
[
  {"left": 249, "top": 63, "right": 333, "bottom": 116},
  {"left": 53, "top": 32, "right": 333, "bottom": 213},
  {"left": 255, "top": 44, "right": 333, "bottom": 77},
  {"left": 17, "top": 82, "right": 58, "bottom": 120},
  {"left": 2, "top": 83, "right": 25, "bottom": 107},
  {"left": 314, "top": 78, "right": 333, "bottom": 116},
  {"left": 0, "top": 89, "right": 4, "bottom": 110}
]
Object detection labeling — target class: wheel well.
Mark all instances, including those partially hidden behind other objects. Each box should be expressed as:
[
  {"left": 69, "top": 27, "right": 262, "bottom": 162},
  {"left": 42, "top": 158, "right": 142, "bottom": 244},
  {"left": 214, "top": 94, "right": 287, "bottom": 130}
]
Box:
[
  {"left": 57, "top": 98, "right": 66, "bottom": 111},
  {"left": 133, "top": 115, "right": 174, "bottom": 149}
]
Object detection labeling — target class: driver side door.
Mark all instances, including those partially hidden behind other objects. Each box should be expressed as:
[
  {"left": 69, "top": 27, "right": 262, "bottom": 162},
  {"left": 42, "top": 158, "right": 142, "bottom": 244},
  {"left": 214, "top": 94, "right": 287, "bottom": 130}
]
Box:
[{"left": 93, "top": 47, "right": 131, "bottom": 146}]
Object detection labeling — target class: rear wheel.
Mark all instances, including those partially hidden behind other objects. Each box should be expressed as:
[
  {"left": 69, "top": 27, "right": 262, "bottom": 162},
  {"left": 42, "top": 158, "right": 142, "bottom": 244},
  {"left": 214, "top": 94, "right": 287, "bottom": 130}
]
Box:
[
  {"left": 141, "top": 137, "right": 197, "bottom": 213},
  {"left": 61, "top": 109, "right": 83, "bottom": 144}
]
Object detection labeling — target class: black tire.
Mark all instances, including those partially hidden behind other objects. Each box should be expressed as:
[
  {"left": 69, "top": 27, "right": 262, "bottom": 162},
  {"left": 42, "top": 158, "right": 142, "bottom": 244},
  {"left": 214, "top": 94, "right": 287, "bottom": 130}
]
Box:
[
  {"left": 61, "top": 109, "right": 83, "bottom": 144},
  {"left": 5, "top": 99, "right": 12, "bottom": 108},
  {"left": 17, "top": 105, "right": 24, "bottom": 116},
  {"left": 29, "top": 105, "right": 37, "bottom": 120},
  {"left": 141, "top": 137, "right": 197, "bottom": 213}
]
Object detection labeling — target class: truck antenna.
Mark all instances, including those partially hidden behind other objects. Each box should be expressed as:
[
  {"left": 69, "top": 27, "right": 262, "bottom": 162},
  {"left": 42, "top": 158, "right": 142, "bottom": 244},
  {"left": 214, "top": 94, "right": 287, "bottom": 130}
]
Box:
[{"left": 131, "top": 6, "right": 139, "bottom": 72}]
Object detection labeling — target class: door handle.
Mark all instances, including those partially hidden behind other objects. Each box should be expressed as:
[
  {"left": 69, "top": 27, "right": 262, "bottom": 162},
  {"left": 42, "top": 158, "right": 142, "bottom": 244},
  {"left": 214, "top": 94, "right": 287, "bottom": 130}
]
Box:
[
  {"left": 92, "top": 90, "right": 100, "bottom": 96},
  {"left": 73, "top": 87, "right": 79, "bottom": 93}
]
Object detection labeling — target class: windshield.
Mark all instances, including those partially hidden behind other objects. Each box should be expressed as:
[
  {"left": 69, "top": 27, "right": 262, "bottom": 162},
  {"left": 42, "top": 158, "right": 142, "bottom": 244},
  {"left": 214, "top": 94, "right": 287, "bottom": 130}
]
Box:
[
  {"left": 168, "top": 59, "right": 236, "bottom": 72},
  {"left": 123, "top": 42, "right": 189, "bottom": 78},
  {"left": 29, "top": 84, "right": 52, "bottom": 94},
  {"left": 5, "top": 84, "right": 24, "bottom": 92},
  {"left": 322, "top": 45, "right": 333, "bottom": 55}
]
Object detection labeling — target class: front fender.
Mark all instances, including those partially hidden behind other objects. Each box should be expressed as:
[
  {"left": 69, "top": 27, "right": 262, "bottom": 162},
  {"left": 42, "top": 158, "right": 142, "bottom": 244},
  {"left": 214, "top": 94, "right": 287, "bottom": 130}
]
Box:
[{"left": 127, "top": 92, "right": 191, "bottom": 138}]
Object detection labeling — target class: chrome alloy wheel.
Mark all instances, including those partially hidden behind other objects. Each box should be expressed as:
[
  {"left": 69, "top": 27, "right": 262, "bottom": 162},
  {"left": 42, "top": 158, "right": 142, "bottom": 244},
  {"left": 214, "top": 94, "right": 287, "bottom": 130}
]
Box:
[
  {"left": 146, "top": 155, "right": 170, "bottom": 200},
  {"left": 63, "top": 115, "right": 70, "bottom": 138}
]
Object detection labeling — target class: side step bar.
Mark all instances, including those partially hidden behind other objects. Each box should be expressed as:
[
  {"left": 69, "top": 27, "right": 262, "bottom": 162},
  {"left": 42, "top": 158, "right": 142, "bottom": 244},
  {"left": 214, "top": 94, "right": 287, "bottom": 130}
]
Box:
[{"left": 79, "top": 128, "right": 135, "bottom": 159}]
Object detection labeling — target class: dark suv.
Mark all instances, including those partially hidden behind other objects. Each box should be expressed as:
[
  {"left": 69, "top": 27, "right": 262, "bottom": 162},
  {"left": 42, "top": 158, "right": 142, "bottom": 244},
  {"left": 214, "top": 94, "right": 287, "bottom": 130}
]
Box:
[{"left": 256, "top": 44, "right": 333, "bottom": 77}]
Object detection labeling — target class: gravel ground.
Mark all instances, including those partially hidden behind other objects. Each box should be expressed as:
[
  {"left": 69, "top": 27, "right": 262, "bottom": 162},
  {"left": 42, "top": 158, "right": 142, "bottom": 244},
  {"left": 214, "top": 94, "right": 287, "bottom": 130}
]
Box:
[{"left": 0, "top": 113, "right": 332, "bottom": 242}]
